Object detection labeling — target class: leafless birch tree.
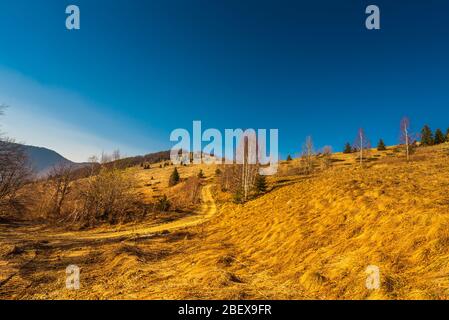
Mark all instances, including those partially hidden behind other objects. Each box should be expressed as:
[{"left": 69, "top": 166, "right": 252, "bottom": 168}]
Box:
[
  {"left": 353, "top": 128, "right": 370, "bottom": 165},
  {"left": 236, "top": 132, "right": 258, "bottom": 202},
  {"left": 400, "top": 117, "right": 416, "bottom": 161},
  {"left": 219, "top": 132, "right": 259, "bottom": 202}
]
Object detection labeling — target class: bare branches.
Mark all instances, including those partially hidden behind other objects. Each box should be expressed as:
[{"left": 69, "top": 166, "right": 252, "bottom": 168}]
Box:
[
  {"left": 0, "top": 140, "right": 33, "bottom": 210},
  {"left": 235, "top": 133, "right": 259, "bottom": 202},
  {"left": 47, "top": 163, "right": 76, "bottom": 217},
  {"left": 87, "top": 155, "right": 99, "bottom": 176},
  {"left": 0, "top": 106, "right": 33, "bottom": 215},
  {"left": 112, "top": 149, "right": 121, "bottom": 161},
  {"left": 87, "top": 155, "right": 99, "bottom": 164},
  {"left": 99, "top": 149, "right": 121, "bottom": 167},
  {"left": 301, "top": 136, "right": 315, "bottom": 174},
  {"left": 100, "top": 152, "right": 112, "bottom": 164},
  {"left": 400, "top": 117, "right": 416, "bottom": 161},
  {"left": 218, "top": 134, "right": 259, "bottom": 203},
  {"left": 170, "top": 176, "right": 202, "bottom": 210},
  {"left": 76, "top": 168, "right": 138, "bottom": 225},
  {"left": 320, "top": 145, "right": 333, "bottom": 169},
  {"left": 353, "top": 128, "right": 370, "bottom": 165}
]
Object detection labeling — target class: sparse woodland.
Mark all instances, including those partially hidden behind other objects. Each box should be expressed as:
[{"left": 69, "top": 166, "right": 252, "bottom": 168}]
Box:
[
  {"left": 216, "top": 118, "right": 449, "bottom": 205},
  {"left": 2, "top": 108, "right": 449, "bottom": 224}
]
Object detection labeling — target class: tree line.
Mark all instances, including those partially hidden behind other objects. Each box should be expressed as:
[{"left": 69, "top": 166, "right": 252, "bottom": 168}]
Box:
[{"left": 342, "top": 117, "right": 449, "bottom": 162}]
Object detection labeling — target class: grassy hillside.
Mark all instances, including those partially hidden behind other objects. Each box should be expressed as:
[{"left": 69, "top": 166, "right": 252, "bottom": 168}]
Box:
[
  {"left": 206, "top": 144, "right": 449, "bottom": 299},
  {"left": 1, "top": 144, "right": 449, "bottom": 299},
  {"left": 124, "top": 143, "right": 449, "bottom": 299}
]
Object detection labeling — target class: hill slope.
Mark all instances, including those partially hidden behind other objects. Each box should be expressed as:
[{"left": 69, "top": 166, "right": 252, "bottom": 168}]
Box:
[
  {"left": 21, "top": 145, "right": 77, "bottom": 176},
  {"left": 125, "top": 144, "right": 449, "bottom": 299},
  {"left": 194, "top": 144, "right": 449, "bottom": 299},
  {"left": 1, "top": 144, "right": 449, "bottom": 299}
]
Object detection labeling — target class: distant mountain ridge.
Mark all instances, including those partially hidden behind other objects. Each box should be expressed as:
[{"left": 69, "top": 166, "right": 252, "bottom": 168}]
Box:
[
  {"left": 21, "top": 144, "right": 83, "bottom": 177},
  {"left": 20, "top": 144, "right": 173, "bottom": 177},
  {"left": 109, "top": 150, "right": 171, "bottom": 169}
]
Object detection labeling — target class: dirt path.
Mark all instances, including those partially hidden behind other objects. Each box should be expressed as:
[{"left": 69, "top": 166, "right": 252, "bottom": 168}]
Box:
[
  {"left": 0, "top": 184, "right": 217, "bottom": 298},
  {"left": 44, "top": 183, "right": 217, "bottom": 241}
]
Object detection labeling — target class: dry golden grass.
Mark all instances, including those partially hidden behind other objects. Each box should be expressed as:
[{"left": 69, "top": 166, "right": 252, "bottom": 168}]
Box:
[
  {"left": 133, "top": 161, "right": 217, "bottom": 202},
  {"left": 1, "top": 144, "right": 449, "bottom": 299}
]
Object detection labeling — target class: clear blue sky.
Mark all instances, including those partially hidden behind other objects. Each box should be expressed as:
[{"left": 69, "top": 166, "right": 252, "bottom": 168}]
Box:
[{"left": 0, "top": 0, "right": 448, "bottom": 161}]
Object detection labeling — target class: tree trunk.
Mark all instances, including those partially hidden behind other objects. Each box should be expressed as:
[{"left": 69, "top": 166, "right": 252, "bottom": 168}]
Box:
[
  {"left": 405, "top": 129, "right": 409, "bottom": 161},
  {"left": 360, "top": 132, "right": 363, "bottom": 165}
]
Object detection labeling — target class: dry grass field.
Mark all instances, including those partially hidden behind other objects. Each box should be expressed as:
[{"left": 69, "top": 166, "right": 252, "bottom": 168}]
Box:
[{"left": 1, "top": 144, "right": 449, "bottom": 299}]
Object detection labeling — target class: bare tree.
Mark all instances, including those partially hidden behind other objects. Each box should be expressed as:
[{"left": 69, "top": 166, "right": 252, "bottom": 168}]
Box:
[
  {"left": 353, "top": 128, "right": 370, "bottom": 165},
  {"left": 0, "top": 107, "right": 33, "bottom": 211},
  {"left": 0, "top": 140, "right": 32, "bottom": 208},
  {"left": 219, "top": 164, "right": 235, "bottom": 192},
  {"left": 47, "top": 163, "right": 75, "bottom": 217},
  {"left": 171, "top": 176, "right": 202, "bottom": 210},
  {"left": 76, "top": 168, "right": 138, "bottom": 225},
  {"left": 400, "top": 117, "right": 416, "bottom": 161},
  {"left": 100, "top": 151, "right": 112, "bottom": 164},
  {"left": 112, "top": 149, "right": 121, "bottom": 161},
  {"left": 219, "top": 133, "right": 259, "bottom": 202},
  {"left": 88, "top": 155, "right": 98, "bottom": 164},
  {"left": 321, "top": 145, "right": 333, "bottom": 169},
  {"left": 301, "top": 136, "right": 315, "bottom": 174},
  {"left": 236, "top": 133, "right": 258, "bottom": 202},
  {"left": 87, "top": 155, "right": 99, "bottom": 176}
]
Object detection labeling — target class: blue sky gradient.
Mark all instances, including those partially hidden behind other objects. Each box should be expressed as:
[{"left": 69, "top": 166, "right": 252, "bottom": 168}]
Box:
[{"left": 0, "top": 0, "right": 448, "bottom": 161}]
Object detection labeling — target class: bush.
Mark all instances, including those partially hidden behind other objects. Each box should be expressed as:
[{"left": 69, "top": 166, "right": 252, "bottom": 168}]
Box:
[
  {"left": 321, "top": 146, "right": 333, "bottom": 169},
  {"left": 170, "top": 176, "right": 202, "bottom": 210},
  {"left": 74, "top": 168, "right": 141, "bottom": 226},
  {"left": 233, "top": 188, "right": 243, "bottom": 204},
  {"left": 155, "top": 195, "right": 171, "bottom": 212}
]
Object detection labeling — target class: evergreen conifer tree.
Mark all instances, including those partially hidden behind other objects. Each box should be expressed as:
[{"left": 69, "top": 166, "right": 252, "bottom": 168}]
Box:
[
  {"left": 169, "top": 167, "right": 180, "bottom": 186},
  {"left": 421, "top": 125, "right": 434, "bottom": 146},
  {"left": 377, "top": 139, "right": 387, "bottom": 151},
  {"left": 434, "top": 128, "right": 445, "bottom": 145}
]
